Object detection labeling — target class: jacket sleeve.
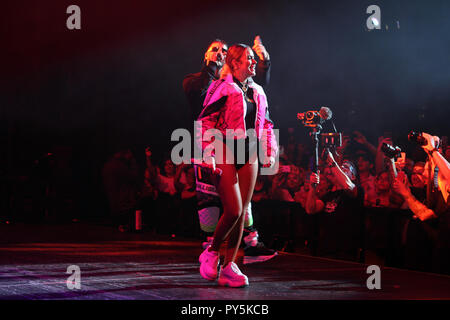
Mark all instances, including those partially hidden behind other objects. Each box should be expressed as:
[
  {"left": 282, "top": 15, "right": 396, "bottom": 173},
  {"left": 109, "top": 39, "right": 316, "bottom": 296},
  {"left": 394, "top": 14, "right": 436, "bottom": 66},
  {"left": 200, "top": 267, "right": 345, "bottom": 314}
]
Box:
[
  {"left": 261, "top": 105, "right": 278, "bottom": 159},
  {"left": 195, "top": 82, "right": 228, "bottom": 158}
]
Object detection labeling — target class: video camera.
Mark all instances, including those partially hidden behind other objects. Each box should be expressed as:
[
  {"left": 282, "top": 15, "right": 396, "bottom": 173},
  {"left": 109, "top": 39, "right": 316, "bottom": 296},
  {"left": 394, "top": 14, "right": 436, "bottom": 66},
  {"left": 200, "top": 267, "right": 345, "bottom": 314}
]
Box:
[
  {"left": 297, "top": 110, "right": 323, "bottom": 128},
  {"left": 408, "top": 131, "right": 427, "bottom": 146},
  {"left": 297, "top": 106, "right": 333, "bottom": 128},
  {"left": 297, "top": 107, "right": 341, "bottom": 148},
  {"left": 381, "top": 142, "right": 402, "bottom": 159},
  {"left": 298, "top": 106, "right": 339, "bottom": 174}
]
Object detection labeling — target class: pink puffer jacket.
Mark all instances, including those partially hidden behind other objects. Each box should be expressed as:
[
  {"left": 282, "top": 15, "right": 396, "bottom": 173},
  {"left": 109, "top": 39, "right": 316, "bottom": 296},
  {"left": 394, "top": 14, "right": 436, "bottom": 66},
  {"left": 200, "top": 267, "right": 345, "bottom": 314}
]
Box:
[{"left": 196, "top": 73, "right": 278, "bottom": 161}]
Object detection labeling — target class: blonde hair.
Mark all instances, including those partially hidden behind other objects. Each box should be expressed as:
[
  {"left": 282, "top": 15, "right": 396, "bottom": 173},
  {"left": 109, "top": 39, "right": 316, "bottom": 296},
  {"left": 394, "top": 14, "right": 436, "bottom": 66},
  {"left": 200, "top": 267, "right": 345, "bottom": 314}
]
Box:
[{"left": 225, "top": 44, "right": 251, "bottom": 72}]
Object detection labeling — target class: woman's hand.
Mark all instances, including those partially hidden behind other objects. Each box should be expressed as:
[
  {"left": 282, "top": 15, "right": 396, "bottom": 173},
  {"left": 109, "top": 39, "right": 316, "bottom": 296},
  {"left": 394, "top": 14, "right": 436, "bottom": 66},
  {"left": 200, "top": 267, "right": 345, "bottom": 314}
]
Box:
[
  {"left": 392, "top": 175, "right": 411, "bottom": 198},
  {"left": 262, "top": 156, "right": 276, "bottom": 168}
]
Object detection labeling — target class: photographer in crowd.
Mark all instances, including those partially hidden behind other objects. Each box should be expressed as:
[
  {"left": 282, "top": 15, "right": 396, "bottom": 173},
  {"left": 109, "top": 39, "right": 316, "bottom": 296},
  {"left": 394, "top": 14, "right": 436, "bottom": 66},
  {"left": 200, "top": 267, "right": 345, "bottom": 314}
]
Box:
[
  {"left": 305, "top": 150, "right": 364, "bottom": 261},
  {"left": 393, "top": 132, "right": 450, "bottom": 274}
]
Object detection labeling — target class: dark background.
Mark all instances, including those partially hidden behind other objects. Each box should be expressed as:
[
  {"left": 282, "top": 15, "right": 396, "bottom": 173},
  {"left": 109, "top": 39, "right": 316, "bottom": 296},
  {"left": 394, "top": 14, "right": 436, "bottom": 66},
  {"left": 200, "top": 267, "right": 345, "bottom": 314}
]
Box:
[{"left": 1, "top": 0, "right": 450, "bottom": 218}]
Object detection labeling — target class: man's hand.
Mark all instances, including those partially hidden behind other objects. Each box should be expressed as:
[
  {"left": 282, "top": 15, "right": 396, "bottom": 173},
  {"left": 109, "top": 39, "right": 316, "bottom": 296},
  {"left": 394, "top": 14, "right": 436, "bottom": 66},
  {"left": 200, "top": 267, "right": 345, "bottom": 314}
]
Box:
[
  {"left": 395, "top": 154, "right": 406, "bottom": 170},
  {"left": 378, "top": 136, "right": 393, "bottom": 149},
  {"left": 421, "top": 132, "right": 440, "bottom": 153},
  {"left": 392, "top": 175, "right": 411, "bottom": 198},
  {"left": 252, "top": 35, "right": 270, "bottom": 61},
  {"left": 310, "top": 171, "right": 320, "bottom": 186}
]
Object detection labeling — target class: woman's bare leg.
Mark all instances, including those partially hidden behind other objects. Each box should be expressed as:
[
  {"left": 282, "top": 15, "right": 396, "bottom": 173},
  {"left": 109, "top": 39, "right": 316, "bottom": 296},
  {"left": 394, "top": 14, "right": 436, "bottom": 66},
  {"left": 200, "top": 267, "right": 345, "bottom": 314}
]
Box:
[
  {"left": 209, "top": 164, "right": 242, "bottom": 253},
  {"left": 223, "top": 161, "right": 259, "bottom": 265}
]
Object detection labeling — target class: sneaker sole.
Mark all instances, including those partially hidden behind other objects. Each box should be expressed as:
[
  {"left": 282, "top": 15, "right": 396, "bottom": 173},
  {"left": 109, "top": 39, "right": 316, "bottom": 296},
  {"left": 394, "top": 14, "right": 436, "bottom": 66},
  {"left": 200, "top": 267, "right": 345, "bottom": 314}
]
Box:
[
  {"left": 243, "top": 252, "right": 277, "bottom": 265},
  {"left": 218, "top": 277, "right": 249, "bottom": 288}
]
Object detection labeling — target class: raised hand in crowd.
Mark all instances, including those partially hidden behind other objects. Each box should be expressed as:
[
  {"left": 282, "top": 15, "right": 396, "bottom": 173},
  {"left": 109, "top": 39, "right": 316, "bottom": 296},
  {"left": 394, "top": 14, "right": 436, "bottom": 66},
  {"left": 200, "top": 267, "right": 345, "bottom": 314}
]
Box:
[
  {"left": 421, "top": 132, "right": 450, "bottom": 186},
  {"left": 394, "top": 153, "right": 406, "bottom": 171},
  {"left": 145, "top": 146, "right": 157, "bottom": 182},
  {"left": 353, "top": 131, "right": 377, "bottom": 156},
  {"left": 392, "top": 174, "right": 435, "bottom": 221},
  {"left": 375, "top": 135, "right": 394, "bottom": 175}
]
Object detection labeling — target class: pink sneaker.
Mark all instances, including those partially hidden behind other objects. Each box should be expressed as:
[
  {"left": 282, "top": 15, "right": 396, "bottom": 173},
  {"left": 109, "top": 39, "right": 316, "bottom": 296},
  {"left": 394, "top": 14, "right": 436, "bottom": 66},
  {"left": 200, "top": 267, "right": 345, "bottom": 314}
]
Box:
[
  {"left": 218, "top": 262, "right": 249, "bottom": 287},
  {"left": 199, "top": 246, "right": 220, "bottom": 281},
  {"left": 244, "top": 231, "right": 259, "bottom": 247}
]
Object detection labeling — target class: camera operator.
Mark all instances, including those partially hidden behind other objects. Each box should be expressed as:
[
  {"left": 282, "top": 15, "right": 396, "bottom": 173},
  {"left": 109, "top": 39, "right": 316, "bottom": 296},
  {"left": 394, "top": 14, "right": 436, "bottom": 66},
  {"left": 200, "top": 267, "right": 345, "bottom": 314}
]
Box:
[
  {"left": 393, "top": 132, "right": 450, "bottom": 274},
  {"left": 305, "top": 150, "right": 364, "bottom": 261}
]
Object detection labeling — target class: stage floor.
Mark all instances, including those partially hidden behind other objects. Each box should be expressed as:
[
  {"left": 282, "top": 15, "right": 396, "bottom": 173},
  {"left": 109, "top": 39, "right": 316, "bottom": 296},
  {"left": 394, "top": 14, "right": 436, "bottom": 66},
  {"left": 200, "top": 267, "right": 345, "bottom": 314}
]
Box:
[{"left": 0, "top": 222, "right": 449, "bottom": 300}]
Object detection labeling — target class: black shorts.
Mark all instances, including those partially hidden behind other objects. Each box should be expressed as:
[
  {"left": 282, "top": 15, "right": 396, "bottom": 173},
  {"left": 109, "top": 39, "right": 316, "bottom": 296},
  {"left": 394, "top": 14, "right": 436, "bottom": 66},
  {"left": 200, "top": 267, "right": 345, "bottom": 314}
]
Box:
[{"left": 230, "top": 137, "right": 259, "bottom": 171}]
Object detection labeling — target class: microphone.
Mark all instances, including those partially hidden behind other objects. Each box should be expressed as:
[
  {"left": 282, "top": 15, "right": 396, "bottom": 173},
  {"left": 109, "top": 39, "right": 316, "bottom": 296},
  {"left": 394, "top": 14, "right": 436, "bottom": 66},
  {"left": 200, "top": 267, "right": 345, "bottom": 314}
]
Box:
[{"left": 319, "top": 106, "right": 332, "bottom": 121}]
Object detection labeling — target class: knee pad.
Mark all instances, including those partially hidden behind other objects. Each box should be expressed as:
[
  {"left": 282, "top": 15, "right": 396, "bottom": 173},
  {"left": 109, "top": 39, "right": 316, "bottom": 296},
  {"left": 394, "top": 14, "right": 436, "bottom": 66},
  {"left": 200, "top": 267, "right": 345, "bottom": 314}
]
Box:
[
  {"left": 198, "top": 207, "right": 220, "bottom": 233},
  {"left": 244, "top": 202, "right": 253, "bottom": 228}
]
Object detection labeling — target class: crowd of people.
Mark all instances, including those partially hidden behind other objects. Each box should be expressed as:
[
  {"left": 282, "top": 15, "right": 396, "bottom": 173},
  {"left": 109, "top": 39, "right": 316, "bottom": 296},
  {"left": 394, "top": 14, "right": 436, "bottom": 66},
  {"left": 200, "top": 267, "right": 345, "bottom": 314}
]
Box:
[{"left": 98, "top": 126, "right": 450, "bottom": 275}]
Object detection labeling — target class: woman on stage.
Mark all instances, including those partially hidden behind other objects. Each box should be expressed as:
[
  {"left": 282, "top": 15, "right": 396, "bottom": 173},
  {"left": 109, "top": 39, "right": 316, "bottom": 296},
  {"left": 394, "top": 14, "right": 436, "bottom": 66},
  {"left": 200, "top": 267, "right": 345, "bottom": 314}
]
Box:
[{"left": 197, "top": 43, "right": 278, "bottom": 287}]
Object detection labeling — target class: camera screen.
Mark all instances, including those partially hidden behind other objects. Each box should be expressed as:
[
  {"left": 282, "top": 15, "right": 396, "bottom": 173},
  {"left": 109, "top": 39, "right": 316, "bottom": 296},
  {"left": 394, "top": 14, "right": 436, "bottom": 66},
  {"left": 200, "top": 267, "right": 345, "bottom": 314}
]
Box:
[{"left": 320, "top": 133, "right": 342, "bottom": 148}]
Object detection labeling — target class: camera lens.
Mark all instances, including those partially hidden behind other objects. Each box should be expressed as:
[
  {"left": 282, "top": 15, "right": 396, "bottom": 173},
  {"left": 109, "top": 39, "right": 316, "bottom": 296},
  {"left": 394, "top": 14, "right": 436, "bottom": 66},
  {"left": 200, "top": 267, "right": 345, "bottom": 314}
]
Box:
[
  {"left": 408, "top": 131, "right": 427, "bottom": 146},
  {"left": 381, "top": 142, "right": 401, "bottom": 159},
  {"left": 306, "top": 111, "right": 315, "bottom": 120}
]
